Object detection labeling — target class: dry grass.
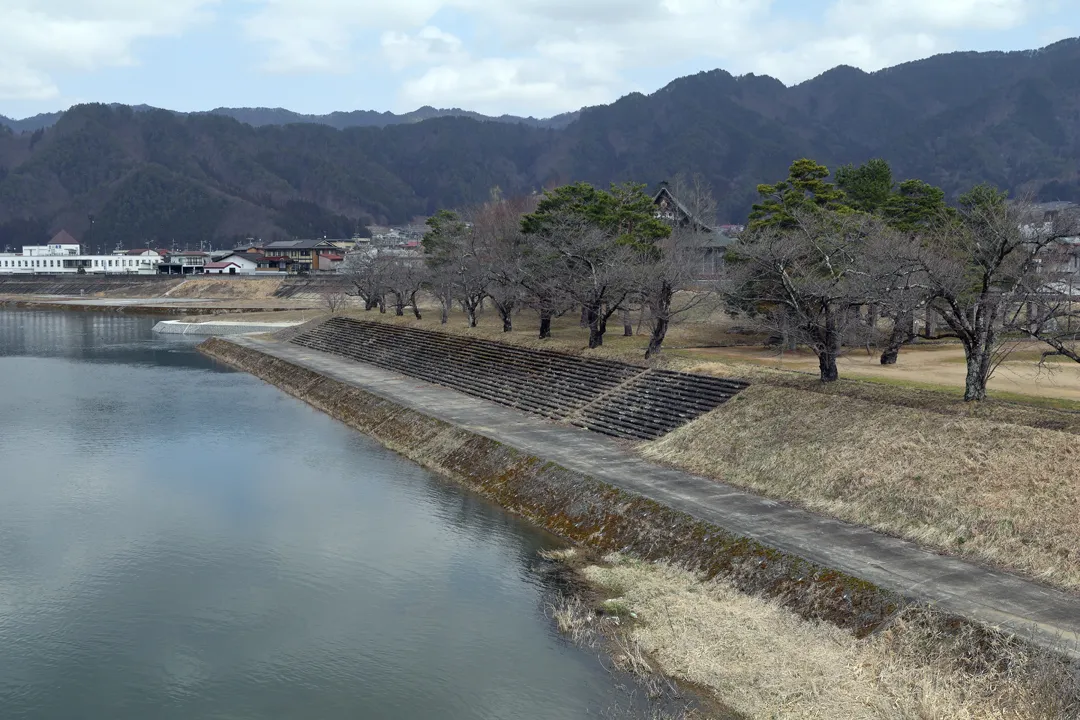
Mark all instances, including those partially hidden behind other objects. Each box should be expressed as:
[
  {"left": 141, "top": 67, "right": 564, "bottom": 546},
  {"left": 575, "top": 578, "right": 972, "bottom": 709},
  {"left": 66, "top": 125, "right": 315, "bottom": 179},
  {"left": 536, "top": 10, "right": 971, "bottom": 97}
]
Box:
[
  {"left": 164, "top": 277, "right": 286, "bottom": 299},
  {"left": 641, "top": 384, "right": 1080, "bottom": 590},
  {"left": 688, "top": 342, "right": 1080, "bottom": 406},
  {"left": 581, "top": 555, "right": 1080, "bottom": 720}
]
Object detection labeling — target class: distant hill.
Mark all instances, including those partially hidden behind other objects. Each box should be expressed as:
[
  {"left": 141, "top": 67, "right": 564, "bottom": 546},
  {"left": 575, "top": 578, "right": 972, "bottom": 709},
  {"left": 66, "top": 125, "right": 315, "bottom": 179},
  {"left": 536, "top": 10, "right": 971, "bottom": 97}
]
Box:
[
  {"left": 0, "top": 104, "right": 580, "bottom": 135},
  {"left": 1, "top": 38, "right": 1078, "bottom": 249}
]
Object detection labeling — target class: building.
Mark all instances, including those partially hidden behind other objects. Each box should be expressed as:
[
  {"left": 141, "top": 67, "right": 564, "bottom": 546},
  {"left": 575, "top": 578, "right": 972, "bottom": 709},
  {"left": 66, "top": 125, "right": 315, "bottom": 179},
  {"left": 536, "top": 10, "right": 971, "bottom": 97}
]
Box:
[
  {"left": 257, "top": 255, "right": 295, "bottom": 273},
  {"left": 157, "top": 251, "right": 210, "bottom": 275},
  {"left": 317, "top": 253, "right": 346, "bottom": 272},
  {"left": 261, "top": 239, "right": 341, "bottom": 273},
  {"left": 0, "top": 231, "right": 164, "bottom": 275},
  {"left": 203, "top": 252, "right": 261, "bottom": 275},
  {"left": 652, "top": 183, "right": 737, "bottom": 278}
]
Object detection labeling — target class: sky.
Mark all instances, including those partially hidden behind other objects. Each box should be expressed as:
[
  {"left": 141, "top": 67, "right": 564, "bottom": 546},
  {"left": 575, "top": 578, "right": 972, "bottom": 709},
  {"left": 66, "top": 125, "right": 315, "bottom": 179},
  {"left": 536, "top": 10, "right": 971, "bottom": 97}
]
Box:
[{"left": 1, "top": 0, "right": 1077, "bottom": 120}]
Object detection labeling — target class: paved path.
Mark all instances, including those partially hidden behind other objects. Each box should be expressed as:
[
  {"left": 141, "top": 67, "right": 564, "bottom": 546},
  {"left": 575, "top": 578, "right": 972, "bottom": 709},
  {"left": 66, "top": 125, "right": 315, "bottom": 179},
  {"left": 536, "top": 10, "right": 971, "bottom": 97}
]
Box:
[{"left": 228, "top": 336, "right": 1080, "bottom": 655}]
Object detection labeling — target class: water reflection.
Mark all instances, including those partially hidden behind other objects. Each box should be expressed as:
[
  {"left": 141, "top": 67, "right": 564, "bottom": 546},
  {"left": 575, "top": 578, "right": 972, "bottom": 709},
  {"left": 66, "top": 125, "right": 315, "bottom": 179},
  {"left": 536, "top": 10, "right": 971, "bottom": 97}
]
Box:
[{"left": 0, "top": 311, "right": 642, "bottom": 720}]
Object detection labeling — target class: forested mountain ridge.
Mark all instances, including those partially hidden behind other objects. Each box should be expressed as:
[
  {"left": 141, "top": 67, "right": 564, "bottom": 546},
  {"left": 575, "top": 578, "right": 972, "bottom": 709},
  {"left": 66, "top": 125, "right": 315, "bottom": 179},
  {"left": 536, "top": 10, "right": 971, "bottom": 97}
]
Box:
[
  {"left": 1, "top": 38, "right": 1078, "bottom": 249},
  {"left": 0, "top": 104, "right": 579, "bottom": 135}
]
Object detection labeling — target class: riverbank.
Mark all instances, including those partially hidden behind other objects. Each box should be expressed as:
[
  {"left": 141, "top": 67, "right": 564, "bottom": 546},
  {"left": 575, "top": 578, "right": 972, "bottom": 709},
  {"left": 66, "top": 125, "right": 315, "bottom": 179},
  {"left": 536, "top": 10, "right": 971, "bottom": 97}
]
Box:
[{"left": 199, "top": 335, "right": 1080, "bottom": 718}]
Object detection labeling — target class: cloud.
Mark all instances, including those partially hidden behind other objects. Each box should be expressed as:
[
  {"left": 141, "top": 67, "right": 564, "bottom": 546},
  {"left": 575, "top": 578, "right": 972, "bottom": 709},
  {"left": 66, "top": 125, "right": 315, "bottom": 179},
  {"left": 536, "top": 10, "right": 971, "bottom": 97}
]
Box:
[
  {"left": 241, "top": 0, "right": 1054, "bottom": 116},
  {"left": 0, "top": 0, "right": 218, "bottom": 101}
]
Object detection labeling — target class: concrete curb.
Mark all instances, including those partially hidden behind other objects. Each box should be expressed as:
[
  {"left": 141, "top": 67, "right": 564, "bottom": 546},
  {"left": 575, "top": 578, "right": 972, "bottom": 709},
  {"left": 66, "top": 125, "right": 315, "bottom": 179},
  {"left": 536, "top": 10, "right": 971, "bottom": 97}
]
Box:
[{"left": 152, "top": 320, "right": 300, "bottom": 336}]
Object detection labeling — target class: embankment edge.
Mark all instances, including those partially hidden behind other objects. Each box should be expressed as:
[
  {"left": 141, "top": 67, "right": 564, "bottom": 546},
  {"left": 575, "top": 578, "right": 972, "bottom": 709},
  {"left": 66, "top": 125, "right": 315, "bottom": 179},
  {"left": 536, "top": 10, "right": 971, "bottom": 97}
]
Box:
[{"left": 198, "top": 335, "right": 905, "bottom": 634}]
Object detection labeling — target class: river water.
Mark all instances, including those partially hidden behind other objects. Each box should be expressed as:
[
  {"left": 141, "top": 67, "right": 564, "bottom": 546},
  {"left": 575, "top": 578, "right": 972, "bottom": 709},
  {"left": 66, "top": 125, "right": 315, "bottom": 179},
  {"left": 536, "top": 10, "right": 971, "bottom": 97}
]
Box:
[{"left": 0, "top": 311, "right": 638, "bottom": 720}]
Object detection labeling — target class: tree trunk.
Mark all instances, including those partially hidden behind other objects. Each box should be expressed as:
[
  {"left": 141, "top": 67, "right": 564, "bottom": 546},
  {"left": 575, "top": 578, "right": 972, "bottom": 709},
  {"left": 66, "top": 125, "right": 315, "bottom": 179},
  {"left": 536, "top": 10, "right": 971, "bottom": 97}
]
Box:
[
  {"left": 923, "top": 306, "right": 936, "bottom": 339},
  {"left": 539, "top": 312, "right": 552, "bottom": 339},
  {"left": 646, "top": 316, "right": 669, "bottom": 359},
  {"left": 587, "top": 306, "right": 604, "bottom": 348},
  {"left": 962, "top": 321, "right": 995, "bottom": 402},
  {"left": 497, "top": 302, "right": 513, "bottom": 332},
  {"left": 818, "top": 309, "right": 840, "bottom": 382},
  {"left": 866, "top": 303, "right": 879, "bottom": 330},
  {"left": 622, "top": 308, "right": 633, "bottom": 337},
  {"left": 880, "top": 312, "right": 914, "bottom": 365},
  {"left": 963, "top": 348, "right": 991, "bottom": 401},
  {"left": 412, "top": 305, "right": 422, "bottom": 320},
  {"left": 580, "top": 306, "right": 589, "bottom": 328},
  {"left": 818, "top": 349, "right": 840, "bottom": 382},
  {"left": 364, "top": 296, "right": 376, "bottom": 311},
  {"left": 440, "top": 291, "right": 451, "bottom": 324},
  {"left": 465, "top": 303, "right": 478, "bottom": 328},
  {"left": 378, "top": 296, "right": 386, "bottom": 314}
]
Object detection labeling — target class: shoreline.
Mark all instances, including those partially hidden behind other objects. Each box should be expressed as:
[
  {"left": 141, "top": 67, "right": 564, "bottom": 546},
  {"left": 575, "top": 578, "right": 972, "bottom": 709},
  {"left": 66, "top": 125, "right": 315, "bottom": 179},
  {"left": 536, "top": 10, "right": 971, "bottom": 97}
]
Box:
[
  {"left": 197, "top": 335, "right": 1080, "bottom": 717},
  {"left": 0, "top": 298, "right": 308, "bottom": 317}
]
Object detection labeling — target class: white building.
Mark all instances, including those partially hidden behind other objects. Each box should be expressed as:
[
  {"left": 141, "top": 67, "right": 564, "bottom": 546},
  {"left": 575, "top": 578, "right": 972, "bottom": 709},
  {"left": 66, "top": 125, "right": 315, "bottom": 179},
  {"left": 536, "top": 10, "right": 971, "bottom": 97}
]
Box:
[
  {"left": 203, "top": 253, "right": 260, "bottom": 275},
  {"left": 0, "top": 231, "right": 163, "bottom": 276}
]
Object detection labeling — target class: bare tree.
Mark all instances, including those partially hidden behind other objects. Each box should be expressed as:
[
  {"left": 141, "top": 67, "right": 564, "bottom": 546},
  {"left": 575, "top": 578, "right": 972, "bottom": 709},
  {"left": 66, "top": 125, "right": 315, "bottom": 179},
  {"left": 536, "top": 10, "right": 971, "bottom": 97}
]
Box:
[
  {"left": 639, "top": 227, "right": 713, "bottom": 358},
  {"left": 722, "top": 210, "right": 878, "bottom": 382},
  {"left": 912, "top": 188, "right": 1077, "bottom": 400},
  {"left": 424, "top": 210, "right": 488, "bottom": 327},
  {"left": 382, "top": 254, "right": 426, "bottom": 319},
  {"left": 540, "top": 215, "right": 638, "bottom": 349},
  {"left": 861, "top": 228, "right": 931, "bottom": 364},
  {"left": 322, "top": 290, "right": 348, "bottom": 313},
  {"left": 342, "top": 251, "right": 387, "bottom": 312},
  {"left": 469, "top": 195, "right": 537, "bottom": 332}
]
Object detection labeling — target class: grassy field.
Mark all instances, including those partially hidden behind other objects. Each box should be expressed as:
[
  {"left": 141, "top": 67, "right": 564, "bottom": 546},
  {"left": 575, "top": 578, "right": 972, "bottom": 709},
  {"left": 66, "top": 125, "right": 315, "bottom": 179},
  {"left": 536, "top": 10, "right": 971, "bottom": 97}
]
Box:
[{"left": 560, "top": 551, "right": 1077, "bottom": 719}]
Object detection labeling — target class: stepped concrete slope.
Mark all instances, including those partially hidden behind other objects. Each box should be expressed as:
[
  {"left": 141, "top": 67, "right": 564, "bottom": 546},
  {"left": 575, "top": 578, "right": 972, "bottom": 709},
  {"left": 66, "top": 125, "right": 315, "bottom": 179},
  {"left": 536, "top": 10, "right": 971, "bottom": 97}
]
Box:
[
  {"left": 290, "top": 317, "right": 747, "bottom": 440},
  {"left": 0, "top": 275, "right": 174, "bottom": 296},
  {"left": 222, "top": 335, "right": 1080, "bottom": 656}
]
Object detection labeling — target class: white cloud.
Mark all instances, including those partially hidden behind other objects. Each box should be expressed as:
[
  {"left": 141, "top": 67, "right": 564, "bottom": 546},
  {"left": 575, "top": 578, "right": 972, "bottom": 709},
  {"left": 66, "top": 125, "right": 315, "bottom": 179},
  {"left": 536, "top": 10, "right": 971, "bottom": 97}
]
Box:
[
  {"left": 240, "top": 0, "right": 1055, "bottom": 116},
  {"left": 1, "top": 0, "right": 1061, "bottom": 115},
  {"left": 0, "top": 0, "right": 218, "bottom": 101},
  {"left": 828, "top": 0, "right": 1035, "bottom": 31}
]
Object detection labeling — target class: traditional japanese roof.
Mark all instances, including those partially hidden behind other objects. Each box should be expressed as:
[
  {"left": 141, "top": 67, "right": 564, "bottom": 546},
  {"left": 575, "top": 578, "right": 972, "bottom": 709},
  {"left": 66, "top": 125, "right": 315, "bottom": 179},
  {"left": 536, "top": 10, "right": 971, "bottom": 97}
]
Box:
[
  {"left": 652, "top": 185, "right": 715, "bottom": 233},
  {"left": 204, "top": 261, "right": 241, "bottom": 269}
]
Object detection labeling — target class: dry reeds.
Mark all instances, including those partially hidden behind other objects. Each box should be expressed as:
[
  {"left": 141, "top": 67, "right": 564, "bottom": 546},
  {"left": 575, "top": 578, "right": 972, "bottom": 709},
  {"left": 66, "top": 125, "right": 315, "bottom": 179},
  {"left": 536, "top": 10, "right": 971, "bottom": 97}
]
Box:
[{"left": 580, "top": 556, "right": 1080, "bottom": 720}]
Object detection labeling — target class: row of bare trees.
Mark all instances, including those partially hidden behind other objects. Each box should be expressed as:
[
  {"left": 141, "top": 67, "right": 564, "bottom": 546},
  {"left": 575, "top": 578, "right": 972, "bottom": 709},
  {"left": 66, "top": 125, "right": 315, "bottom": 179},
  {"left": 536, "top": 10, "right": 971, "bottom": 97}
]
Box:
[
  {"left": 724, "top": 181, "right": 1080, "bottom": 400},
  {"left": 342, "top": 181, "right": 717, "bottom": 358},
  {"left": 342, "top": 160, "right": 1080, "bottom": 402}
]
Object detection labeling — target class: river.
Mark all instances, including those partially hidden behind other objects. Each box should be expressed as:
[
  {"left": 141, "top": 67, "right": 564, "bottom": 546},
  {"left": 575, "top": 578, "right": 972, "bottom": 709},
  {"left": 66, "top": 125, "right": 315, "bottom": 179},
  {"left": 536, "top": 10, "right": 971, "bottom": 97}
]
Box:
[{"left": 0, "top": 311, "right": 642, "bottom": 719}]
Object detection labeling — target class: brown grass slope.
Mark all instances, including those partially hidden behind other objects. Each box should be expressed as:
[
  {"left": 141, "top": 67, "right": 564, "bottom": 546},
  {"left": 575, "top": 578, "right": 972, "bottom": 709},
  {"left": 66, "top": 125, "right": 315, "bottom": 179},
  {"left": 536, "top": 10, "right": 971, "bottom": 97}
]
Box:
[{"left": 642, "top": 384, "right": 1080, "bottom": 591}]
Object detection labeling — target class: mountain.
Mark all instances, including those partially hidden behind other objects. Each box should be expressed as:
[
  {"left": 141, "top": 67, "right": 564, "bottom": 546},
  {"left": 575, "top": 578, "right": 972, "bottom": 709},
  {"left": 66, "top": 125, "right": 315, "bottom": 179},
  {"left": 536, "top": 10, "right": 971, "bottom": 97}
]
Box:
[
  {"left": 0, "top": 104, "right": 580, "bottom": 135},
  {"left": 1, "top": 38, "right": 1078, "bottom": 250}
]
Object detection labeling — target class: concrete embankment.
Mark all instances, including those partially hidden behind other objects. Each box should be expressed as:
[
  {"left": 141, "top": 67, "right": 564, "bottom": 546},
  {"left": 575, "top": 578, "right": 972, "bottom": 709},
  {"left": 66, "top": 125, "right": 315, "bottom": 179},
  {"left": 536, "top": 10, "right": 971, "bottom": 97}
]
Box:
[
  {"left": 198, "top": 336, "right": 902, "bottom": 635},
  {"left": 200, "top": 335, "right": 1080, "bottom": 716}
]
